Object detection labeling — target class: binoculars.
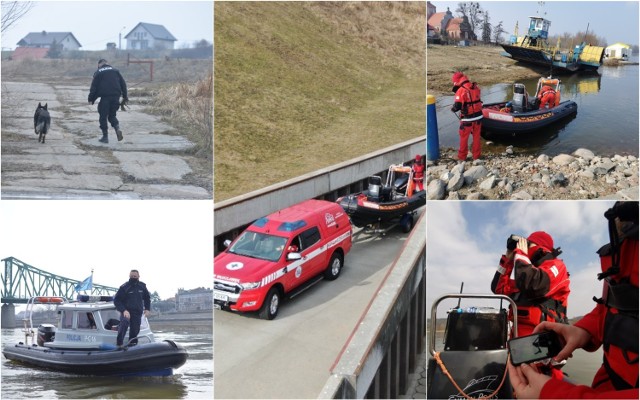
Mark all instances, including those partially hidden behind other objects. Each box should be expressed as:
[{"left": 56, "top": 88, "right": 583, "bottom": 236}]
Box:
[{"left": 506, "top": 234, "right": 525, "bottom": 251}]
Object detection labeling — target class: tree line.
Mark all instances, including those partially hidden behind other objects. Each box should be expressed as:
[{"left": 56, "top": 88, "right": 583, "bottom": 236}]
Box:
[{"left": 453, "top": 1, "right": 615, "bottom": 48}]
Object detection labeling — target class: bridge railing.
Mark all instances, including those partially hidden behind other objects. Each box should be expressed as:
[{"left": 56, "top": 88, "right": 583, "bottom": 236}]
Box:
[
  {"left": 1, "top": 257, "right": 118, "bottom": 303},
  {"left": 320, "top": 212, "right": 426, "bottom": 399},
  {"left": 214, "top": 137, "right": 426, "bottom": 251}
]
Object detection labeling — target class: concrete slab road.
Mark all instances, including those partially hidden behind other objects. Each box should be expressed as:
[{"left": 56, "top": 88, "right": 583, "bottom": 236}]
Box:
[{"left": 1, "top": 82, "right": 211, "bottom": 199}]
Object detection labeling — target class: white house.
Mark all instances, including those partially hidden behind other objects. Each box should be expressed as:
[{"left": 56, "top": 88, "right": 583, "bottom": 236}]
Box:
[
  {"left": 17, "top": 31, "right": 82, "bottom": 50},
  {"left": 124, "top": 22, "right": 177, "bottom": 50},
  {"left": 605, "top": 42, "right": 631, "bottom": 60}
]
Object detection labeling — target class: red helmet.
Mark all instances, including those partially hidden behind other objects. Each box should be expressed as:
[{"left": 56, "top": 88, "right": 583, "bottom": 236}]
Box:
[
  {"left": 415, "top": 154, "right": 422, "bottom": 163},
  {"left": 452, "top": 72, "right": 467, "bottom": 86},
  {"left": 527, "top": 231, "right": 554, "bottom": 252}
]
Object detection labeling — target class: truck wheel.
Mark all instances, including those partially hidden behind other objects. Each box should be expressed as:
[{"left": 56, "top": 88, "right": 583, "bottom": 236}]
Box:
[
  {"left": 258, "top": 287, "right": 281, "bottom": 320},
  {"left": 324, "top": 252, "right": 343, "bottom": 281},
  {"left": 400, "top": 214, "right": 414, "bottom": 233}
]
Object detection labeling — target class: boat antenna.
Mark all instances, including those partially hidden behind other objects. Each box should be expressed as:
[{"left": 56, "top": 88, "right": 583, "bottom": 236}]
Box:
[
  {"left": 583, "top": 22, "right": 590, "bottom": 43},
  {"left": 456, "top": 282, "right": 464, "bottom": 309}
]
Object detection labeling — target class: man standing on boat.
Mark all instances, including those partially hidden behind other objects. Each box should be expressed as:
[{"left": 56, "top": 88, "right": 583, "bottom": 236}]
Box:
[
  {"left": 412, "top": 154, "right": 425, "bottom": 192},
  {"left": 114, "top": 269, "right": 151, "bottom": 348},
  {"left": 450, "top": 72, "right": 483, "bottom": 161}
]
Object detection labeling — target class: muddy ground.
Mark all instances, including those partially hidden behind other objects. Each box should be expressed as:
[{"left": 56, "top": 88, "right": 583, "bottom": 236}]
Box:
[
  {"left": 427, "top": 44, "right": 544, "bottom": 95},
  {"left": 1, "top": 81, "right": 212, "bottom": 199}
]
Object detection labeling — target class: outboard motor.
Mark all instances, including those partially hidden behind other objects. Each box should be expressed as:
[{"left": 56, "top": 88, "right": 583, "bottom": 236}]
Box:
[
  {"left": 37, "top": 324, "right": 56, "bottom": 346},
  {"left": 512, "top": 83, "right": 528, "bottom": 112},
  {"left": 366, "top": 176, "right": 382, "bottom": 202}
]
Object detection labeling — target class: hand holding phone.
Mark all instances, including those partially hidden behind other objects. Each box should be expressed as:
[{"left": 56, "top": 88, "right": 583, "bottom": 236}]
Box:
[{"left": 508, "top": 331, "right": 563, "bottom": 366}]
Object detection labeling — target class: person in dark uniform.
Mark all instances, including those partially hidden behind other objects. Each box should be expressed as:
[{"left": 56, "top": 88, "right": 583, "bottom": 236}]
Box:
[
  {"left": 113, "top": 269, "right": 151, "bottom": 348},
  {"left": 88, "top": 59, "right": 128, "bottom": 143}
]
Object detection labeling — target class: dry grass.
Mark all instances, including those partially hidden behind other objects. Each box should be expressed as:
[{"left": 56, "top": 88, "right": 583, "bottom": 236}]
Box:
[
  {"left": 150, "top": 74, "right": 213, "bottom": 159},
  {"left": 427, "top": 45, "right": 543, "bottom": 95},
  {"left": 0, "top": 57, "right": 211, "bottom": 86},
  {"left": 214, "top": 2, "right": 426, "bottom": 201}
]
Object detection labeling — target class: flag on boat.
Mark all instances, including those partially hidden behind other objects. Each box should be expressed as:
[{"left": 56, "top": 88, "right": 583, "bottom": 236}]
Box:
[{"left": 75, "top": 275, "right": 93, "bottom": 292}]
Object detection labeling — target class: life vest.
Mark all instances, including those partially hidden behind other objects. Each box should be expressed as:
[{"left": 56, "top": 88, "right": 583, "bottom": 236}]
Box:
[
  {"left": 455, "top": 81, "right": 483, "bottom": 121},
  {"left": 412, "top": 163, "right": 424, "bottom": 180},
  {"left": 538, "top": 85, "right": 556, "bottom": 99},
  {"left": 497, "top": 253, "right": 570, "bottom": 335},
  {"left": 593, "top": 227, "right": 639, "bottom": 390}
]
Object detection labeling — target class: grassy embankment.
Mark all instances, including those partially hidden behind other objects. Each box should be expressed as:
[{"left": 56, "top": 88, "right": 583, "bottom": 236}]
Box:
[
  {"left": 1, "top": 58, "right": 212, "bottom": 161},
  {"left": 214, "top": 2, "right": 426, "bottom": 201}
]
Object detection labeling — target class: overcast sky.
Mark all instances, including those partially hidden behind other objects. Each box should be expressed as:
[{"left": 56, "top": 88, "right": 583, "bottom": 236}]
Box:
[
  {"left": 1, "top": 1, "right": 213, "bottom": 51},
  {"left": 0, "top": 200, "right": 213, "bottom": 301},
  {"left": 427, "top": 200, "right": 618, "bottom": 319},
  {"left": 430, "top": 1, "right": 639, "bottom": 46}
]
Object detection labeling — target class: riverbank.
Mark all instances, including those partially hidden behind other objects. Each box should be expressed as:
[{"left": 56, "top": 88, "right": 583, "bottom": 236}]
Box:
[
  {"left": 427, "top": 44, "right": 543, "bottom": 95},
  {"left": 427, "top": 147, "right": 639, "bottom": 200}
]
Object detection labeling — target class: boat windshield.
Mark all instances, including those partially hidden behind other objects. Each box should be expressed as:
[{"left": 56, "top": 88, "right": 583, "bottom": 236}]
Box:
[
  {"left": 99, "top": 309, "right": 122, "bottom": 331},
  {"left": 228, "top": 231, "right": 287, "bottom": 262},
  {"left": 77, "top": 312, "right": 98, "bottom": 330}
]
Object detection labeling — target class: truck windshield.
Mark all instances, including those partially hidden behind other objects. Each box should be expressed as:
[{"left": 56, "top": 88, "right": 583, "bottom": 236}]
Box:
[{"left": 229, "top": 231, "right": 288, "bottom": 262}]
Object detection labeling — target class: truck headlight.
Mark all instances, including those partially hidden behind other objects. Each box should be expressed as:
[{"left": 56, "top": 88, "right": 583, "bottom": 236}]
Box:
[{"left": 241, "top": 281, "right": 261, "bottom": 290}]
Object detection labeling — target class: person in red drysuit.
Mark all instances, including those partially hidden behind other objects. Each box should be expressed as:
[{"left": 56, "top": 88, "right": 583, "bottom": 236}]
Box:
[
  {"left": 537, "top": 85, "right": 556, "bottom": 109},
  {"left": 508, "top": 201, "right": 639, "bottom": 399},
  {"left": 411, "top": 154, "right": 425, "bottom": 192},
  {"left": 492, "top": 230, "right": 570, "bottom": 381},
  {"left": 491, "top": 231, "right": 571, "bottom": 337},
  {"left": 450, "top": 72, "right": 483, "bottom": 161}
]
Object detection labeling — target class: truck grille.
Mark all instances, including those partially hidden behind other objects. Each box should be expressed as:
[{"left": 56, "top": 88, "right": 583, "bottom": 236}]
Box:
[{"left": 214, "top": 281, "right": 241, "bottom": 294}]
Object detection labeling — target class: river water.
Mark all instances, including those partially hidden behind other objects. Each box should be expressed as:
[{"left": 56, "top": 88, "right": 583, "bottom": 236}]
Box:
[
  {"left": 1, "top": 329, "right": 213, "bottom": 399},
  {"left": 432, "top": 58, "right": 639, "bottom": 157}
]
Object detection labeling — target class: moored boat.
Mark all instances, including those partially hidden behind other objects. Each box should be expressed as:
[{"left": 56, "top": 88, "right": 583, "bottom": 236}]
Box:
[
  {"left": 482, "top": 76, "right": 577, "bottom": 137},
  {"left": 501, "top": 14, "right": 604, "bottom": 73},
  {"left": 2, "top": 296, "right": 188, "bottom": 376},
  {"left": 337, "top": 163, "right": 425, "bottom": 233}
]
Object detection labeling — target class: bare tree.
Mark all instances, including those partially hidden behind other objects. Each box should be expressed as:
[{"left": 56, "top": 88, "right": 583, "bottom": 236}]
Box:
[
  {"left": 1, "top": 1, "right": 34, "bottom": 34},
  {"left": 456, "top": 2, "right": 483, "bottom": 38},
  {"left": 481, "top": 11, "right": 492, "bottom": 44},
  {"left": 493, "top": 21, "right": 506, "bottom": 44}
]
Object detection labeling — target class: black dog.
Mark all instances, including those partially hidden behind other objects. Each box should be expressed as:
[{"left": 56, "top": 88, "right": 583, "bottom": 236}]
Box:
[{"left": 34, "top": 102, "right": 51, "bottom": 144}]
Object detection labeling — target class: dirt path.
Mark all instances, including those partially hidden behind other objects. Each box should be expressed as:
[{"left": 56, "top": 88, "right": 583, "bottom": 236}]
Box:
[
  {"left": 1, "top": 82, "right": 211, "bottom": 199},
  {"left": 427, "top": 45, "right": 543, "bottom": 95}
]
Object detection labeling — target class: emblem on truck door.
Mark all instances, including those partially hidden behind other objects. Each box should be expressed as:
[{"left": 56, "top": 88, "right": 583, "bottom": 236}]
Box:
[{"left": 325, "top": 213, "right": 336, "bottom": 227}]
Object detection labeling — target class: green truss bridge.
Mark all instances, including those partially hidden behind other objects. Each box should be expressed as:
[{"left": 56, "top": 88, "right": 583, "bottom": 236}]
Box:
[{"left": 1, "top": 256, "right": 118, "bottom": 328}]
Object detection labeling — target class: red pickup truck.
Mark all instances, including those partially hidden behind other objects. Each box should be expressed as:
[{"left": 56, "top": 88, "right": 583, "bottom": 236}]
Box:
[{"left": 214, "top": 199, "right": 353, "bottom": 320}]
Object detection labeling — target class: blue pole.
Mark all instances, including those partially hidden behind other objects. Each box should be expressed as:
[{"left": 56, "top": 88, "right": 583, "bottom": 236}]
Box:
[{"left": 427, "top": 94, "right": 440, "bottom": 161}]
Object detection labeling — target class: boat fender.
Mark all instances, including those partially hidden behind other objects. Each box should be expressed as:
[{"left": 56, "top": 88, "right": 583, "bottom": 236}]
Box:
[
  {"left": 164, "top": 340, "right": 178, "bottom": 348},
  {"left": 99, "top": 343, "right": 118, "bottom": 351}
]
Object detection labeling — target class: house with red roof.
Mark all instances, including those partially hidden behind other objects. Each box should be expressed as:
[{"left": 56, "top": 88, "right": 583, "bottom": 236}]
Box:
[{"left": 427, "top": 6, "right": 477, "bottom": 43}]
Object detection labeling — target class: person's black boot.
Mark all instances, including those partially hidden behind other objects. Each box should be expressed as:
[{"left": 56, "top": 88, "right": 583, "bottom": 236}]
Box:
[
  {"left": 98, "top": 130, "right": 109, "bottom": 143},
  {"left": 115, "top": 126, "right": 123, "bottom": 141}
]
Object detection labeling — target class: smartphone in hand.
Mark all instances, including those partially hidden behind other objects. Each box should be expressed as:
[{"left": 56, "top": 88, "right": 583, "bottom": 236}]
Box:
[{"left": 508, "top": 331, "right": 562, "bottom": 366}]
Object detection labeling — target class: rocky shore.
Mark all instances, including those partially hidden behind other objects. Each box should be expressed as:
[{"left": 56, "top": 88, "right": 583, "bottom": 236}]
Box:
[{"left": 427, "top": 147, "right": 639, "bottom": 200}]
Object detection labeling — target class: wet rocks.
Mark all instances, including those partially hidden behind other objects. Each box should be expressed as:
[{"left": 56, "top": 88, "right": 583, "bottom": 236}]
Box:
[{"left": 427, "top": 148, "right": 639, "bottom": 200}]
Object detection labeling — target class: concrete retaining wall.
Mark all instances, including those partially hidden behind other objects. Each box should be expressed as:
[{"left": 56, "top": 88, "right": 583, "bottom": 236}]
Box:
[
  {"left": 214, "top": 137, "right": 425, "bottom": 238},
  {"left": 319, "top": 211, "right": 426, "bottom": 399}
]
